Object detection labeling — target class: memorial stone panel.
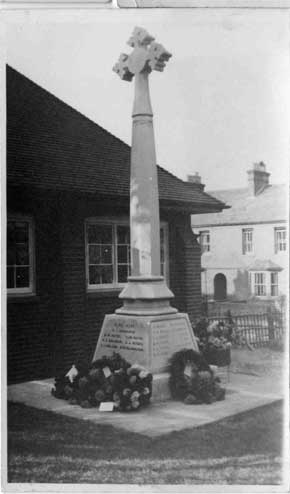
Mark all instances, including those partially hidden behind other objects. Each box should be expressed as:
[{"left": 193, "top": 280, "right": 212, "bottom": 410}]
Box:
[
  {"left": 93, "top": 315, "right": 149, "bottom": 367},
  {"left": 151, "top": 315, "right": 198, "bottom": 371},
  {"left": 94, "top": 313, "right": 198, "bottom": 373}
]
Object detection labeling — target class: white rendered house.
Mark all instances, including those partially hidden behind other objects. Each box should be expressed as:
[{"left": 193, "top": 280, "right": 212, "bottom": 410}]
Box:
[{"left": 191, "top": 163, "right": 288, "bottom": 303}]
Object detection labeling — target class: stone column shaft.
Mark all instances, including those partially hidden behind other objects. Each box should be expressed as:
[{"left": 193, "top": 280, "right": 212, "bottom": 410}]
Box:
[{"left": 130, "top": 71, "right": 161, "bottom": 278}]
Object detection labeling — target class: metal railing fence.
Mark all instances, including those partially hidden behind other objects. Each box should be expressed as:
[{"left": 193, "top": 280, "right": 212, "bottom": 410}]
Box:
[{"left": 193, "top": 308, "right": 286, "bottom": 347}]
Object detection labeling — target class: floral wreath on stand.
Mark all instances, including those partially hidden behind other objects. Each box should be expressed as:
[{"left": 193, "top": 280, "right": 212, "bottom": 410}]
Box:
[
  {"left": 52, "top": 352, "right": 152, "bottom": 412},
  {"left": 194, "top": 318, "right": 232, "bottom": 367},
  {"left": 168, "top": 348, "right": 226, "bottom": 405}
]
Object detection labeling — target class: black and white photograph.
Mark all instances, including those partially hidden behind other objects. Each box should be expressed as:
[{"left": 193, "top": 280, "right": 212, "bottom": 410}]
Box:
[{"left": 2, "top": 5, "right": 289, "bottom": 490}]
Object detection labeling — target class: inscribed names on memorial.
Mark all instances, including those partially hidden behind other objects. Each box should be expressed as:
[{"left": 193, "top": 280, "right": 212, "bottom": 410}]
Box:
[
  {"left": 94, "top": 313, "right": 198, "bottom": 372},
  {"left": 151, "top": 317, "right": 196, "bottom": 370},
  {"left": 99, "top": 317, "right": 146, "bottom": 355}
]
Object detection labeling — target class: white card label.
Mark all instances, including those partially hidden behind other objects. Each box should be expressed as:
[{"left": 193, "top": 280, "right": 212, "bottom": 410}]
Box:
[
  {"left": 210, "top": 365, "right": 218, "bottom": 375},
  {"left": 102, "top": 366, "right": 112, "bottom": 378},
  {"left": 65, "top": 365, "right": 78, "bottom": 383},
  {"left": 184, "top": 364, "right": 192, "bottom": 378},
  {"left": 99, "top": 402, "right": 114, "bottom": 412}
]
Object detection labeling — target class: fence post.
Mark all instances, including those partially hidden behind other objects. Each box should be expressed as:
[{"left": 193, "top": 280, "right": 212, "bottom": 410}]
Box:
[
  {"left": 226, "top": 309, "right": 233, "bottom": 324},
  {"left": 267, "top": 306, "right": 274, "bottom": 341}
]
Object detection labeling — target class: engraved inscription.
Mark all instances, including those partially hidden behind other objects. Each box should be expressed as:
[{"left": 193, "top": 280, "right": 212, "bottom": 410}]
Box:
[
  {"left": 151, "top": 318, "right": 193, "bottom": 358},
  {"left": 100, "top": 318, "right": 145, "bottom": 353}
]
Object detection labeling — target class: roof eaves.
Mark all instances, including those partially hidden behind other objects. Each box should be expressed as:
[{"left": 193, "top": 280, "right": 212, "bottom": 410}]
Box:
[
  {"left": 191, "top": 219, "right": 287, "bottom": 228},
  {"left": 158, "top": 166, "right": 228, "bottom": 211}
]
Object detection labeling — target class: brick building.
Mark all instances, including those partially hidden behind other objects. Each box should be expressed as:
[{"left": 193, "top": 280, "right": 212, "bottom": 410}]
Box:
[{"left": 6, "top": 66, "right": 225, "bottom": 383}]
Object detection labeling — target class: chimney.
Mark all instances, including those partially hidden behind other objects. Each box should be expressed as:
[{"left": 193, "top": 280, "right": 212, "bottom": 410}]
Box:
[
  {"left": 187, "top": 172, "right": 202, "bottom": 185},
  {"left": 187, "top": 172, "right": 205, "bottom": 191},
  {"left": 247, "top": 162, "right": 270, "bottom": 196}
]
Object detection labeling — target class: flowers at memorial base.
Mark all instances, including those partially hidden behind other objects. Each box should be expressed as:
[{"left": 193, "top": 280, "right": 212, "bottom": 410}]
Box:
[
  {"left": 51, "top": 352, "right": 153, "bottom": 412},
  {"left": 168, "top": 348, "right": 226, "bottom": 405},
  {"left": 142, "top": 387, "right": 150, "bottom": 395},
  {"left": 139, "top": 370, "right": 149, "bottom": 379},
  {"left": 193, "top": 318, "right": 232, "bottom": 367}
]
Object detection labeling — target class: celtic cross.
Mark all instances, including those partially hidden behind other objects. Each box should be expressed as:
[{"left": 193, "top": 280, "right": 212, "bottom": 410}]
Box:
[
  {"left": 114, "top": 27, "right": 174, "bottom": 316},
  {"left": 113, "top": 27, "right": 171, "bottom": 82}
]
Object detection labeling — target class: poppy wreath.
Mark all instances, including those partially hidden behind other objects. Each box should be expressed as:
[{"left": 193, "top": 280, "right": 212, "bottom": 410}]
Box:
[
  {"left": 51, "top": 352, "right": 153, "bottom": 412},
  {"left": 168, "top": 348, "right": 226, "bottom": 405},
  {"left": 194, "top": 319, "right": 232, "bottom": 367}
]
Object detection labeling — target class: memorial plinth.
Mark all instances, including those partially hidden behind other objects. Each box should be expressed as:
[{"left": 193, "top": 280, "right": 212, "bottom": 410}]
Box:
[
  {"left": 93, "top": 27, "right": 199, "bottom": 399},
  {"left": 93, "top": 312, "right": 199, "bottom": 374}
]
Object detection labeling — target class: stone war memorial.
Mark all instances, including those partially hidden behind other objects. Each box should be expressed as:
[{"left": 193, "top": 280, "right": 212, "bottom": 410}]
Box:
[{"left": 93, "top": 27, "right": 199, "bottom": 391}]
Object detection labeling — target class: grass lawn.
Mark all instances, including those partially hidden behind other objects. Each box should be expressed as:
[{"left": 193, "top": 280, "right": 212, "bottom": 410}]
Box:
[{"left": 7, "top": 399, "right": 284, "bottom": 485}]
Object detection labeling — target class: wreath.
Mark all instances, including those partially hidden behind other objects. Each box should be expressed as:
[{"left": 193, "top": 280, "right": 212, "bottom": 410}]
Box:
[
  {"left": 168, "top": 348, "right": 226, "bottom": 404},
  {"left": 52, "top": 352, "right": 152, "bottom": 412},
  {"left": 194, "top": 318, "right": 232, "bottom": 367}
]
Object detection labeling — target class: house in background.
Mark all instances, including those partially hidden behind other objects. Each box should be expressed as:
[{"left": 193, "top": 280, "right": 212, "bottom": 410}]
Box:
[
  {"left": 190, "top": 163, "right": 288, "bottom": 310},
  {"left": 6, "top": 66, "right": 226, "bottom": 383}
]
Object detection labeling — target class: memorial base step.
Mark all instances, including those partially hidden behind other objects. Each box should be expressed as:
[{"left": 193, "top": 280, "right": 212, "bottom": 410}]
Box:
[{"left": 152, "top": 372, "right": 171, "bottom": 402}]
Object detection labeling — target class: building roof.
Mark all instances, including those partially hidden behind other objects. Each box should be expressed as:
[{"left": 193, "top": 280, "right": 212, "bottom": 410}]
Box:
[
  {"left": 7, "top": 66, "right": 226, "bottom": 214},
  {"left": 248, "top": 259, "right": 283, "bottom": 272},
  {"left": 192, "top": 183, "right": 287, "bottom": 227}
]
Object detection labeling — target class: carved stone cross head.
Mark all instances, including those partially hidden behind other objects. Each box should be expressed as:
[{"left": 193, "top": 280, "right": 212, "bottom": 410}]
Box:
[{"left": 113, "top": 27, "right": 172, "bottom": 82}]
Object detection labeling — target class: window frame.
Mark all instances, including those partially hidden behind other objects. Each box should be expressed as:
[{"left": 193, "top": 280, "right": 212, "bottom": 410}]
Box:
[
  {"left": 250, "top": 270, "right": 279, "bottom": 298},
  {"left": 7, "top": 215, "right": 35, "bottom": 296},
  {"left": 253, "top": 271, "right": 266, "bottom": 296},
  {"left": 274, "top": 227, "right": 286, "bottom": 253},
  {"left": 85, "top": 217, "right": 169, "bottom": 292},
  {"left": 242, "top": 228, "right": 253, "bottom": 255},
  {"left": 199, "top": 230, "right": 210, "bottom": 254},
  {"left": 270, "top": 271, "right": 279, "bottom": 296}
]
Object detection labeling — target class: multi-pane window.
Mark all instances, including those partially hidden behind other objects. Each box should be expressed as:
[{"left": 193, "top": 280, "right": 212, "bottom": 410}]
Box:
[
  {"left": 117, "top": 225, "right": 131, "bottom": 283},
  {"left": 254, "top": 272, "right": 266, "bottom": 296},
  {"left": 251, "top": 271, "right": 279, "bottom": 297},
  {"left": 7, "top": 219, "right": 34, "bottom": 293},
  {"left": 242, "top": 228, "right": 253, "bottom": 254},
  {"left": 270, "top": 272, "right": 279, "bottom": 296},
  {"left": 199, "top": 230, "right": 210, "bottom": 253},
  {"left": 86, "top": 220, "right": 168, "bottom": 289},
  {"left": 87, "top": 224, "right": 114, "bottom": 285},
  {"left": 275, "top": 227, "right": 286, "bottom": 253}
]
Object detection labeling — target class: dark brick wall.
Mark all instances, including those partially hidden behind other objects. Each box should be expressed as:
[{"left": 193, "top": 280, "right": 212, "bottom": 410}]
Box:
[
  {"left": 7, "top": 189, "right": 202, "bottom": 382},
  {"left": 167, "top": 212, "right": 202, "bottom": 321},
  {"left": 7, "top": 187, "right": 61, "bottom": 382}
]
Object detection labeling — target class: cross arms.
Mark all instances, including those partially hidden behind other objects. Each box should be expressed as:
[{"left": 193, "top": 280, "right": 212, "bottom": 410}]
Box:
[{"left": 113, "top": 27, "right": 172, "bottom": 81}]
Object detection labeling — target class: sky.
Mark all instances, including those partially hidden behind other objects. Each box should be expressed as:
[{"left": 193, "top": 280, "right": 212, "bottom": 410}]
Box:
[{"left": 4, "top": 9, "right": 290, "bottom": 191}]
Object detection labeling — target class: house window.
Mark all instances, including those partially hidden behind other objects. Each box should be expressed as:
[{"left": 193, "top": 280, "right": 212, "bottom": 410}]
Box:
[
  {"left": 85, "top": 220, "right": 168, "bottom": 289},
  {"left": 251, "top": 270, "right": 280, "bottom": 297},
  {"left": 7, "top": 218, "right": 34, "bottom": 294},
  {"left": 270, "top": 272, "right": 278, "bottom": 296},
  {"left": 199, "top": 231, "right": 210, "bottom": 253},
  {"left": 253, "top": 272, "right": 266, "bottom": 296},
  {"left": 242, "top": 228, "right": 253, "bottom": 254},
  {"left": 275, "top": 227, "right": 286, "bottom": 253}
]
